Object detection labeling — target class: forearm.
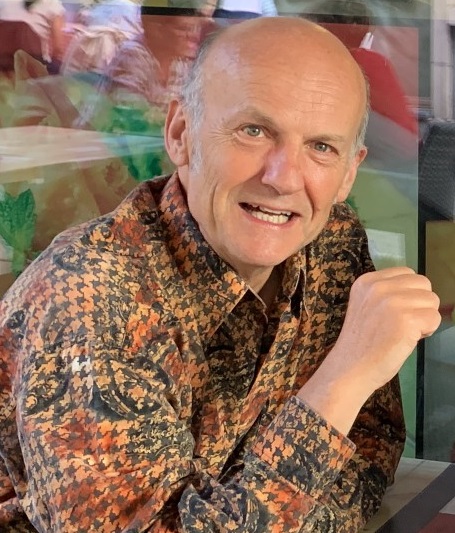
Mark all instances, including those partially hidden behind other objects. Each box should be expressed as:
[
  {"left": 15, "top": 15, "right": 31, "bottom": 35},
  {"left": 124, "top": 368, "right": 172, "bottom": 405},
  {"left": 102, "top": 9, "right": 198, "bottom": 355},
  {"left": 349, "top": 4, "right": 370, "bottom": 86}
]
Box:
[
  {"left": 179, "top": 396, "right": 356, "bottom": 531},
  {"left": 319, "top": 375, "right": 406, "bottom": 530},
  {"left": 180, "top": 392, "right": 399, "bottom": 532},
  {"left": 51, "top": 15, "right": 65, "bottom": 60},
  {"left": 16, "top": 391, "right": 358, "bottom": 532},
  {"left": 296, "top": 356, "right": 372, "bottom": 436},
  {"left": 12, "top": 341, "right": 403, "bottom": 532}
]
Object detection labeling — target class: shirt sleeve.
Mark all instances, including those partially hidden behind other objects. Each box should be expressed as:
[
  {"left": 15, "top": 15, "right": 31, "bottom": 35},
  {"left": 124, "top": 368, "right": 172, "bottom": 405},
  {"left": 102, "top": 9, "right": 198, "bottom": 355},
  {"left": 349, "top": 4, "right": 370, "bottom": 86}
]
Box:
[
  {"left": 6, "top": 334, "right": 403, "bottom": 532},
  {"left": 179, "top": 383, "right": 404, "bottom": 532},
  {"left": 1, "top": 205, "right": 405, "bottom": 532}
]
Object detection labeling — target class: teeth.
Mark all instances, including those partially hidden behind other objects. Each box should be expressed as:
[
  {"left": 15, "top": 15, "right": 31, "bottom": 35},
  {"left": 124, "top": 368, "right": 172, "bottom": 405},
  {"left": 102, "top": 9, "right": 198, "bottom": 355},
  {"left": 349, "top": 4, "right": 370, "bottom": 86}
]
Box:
[
  {"left": 251, "top": 211, "right": 290, "bottom": 224},
  {"left": 250, "top": 204, "right": 292, "bottom": 216},
  {"left": 246, "top": 204, "right": 292, "bottom": 224}
]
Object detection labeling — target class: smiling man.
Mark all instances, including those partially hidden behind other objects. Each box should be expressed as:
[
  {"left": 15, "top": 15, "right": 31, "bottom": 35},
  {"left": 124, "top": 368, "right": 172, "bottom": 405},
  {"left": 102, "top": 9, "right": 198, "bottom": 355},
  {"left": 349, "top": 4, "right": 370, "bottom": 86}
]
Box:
[
  {"left": 0, "top": 16, "right": 441, "bottom": 533},
  {"left": 168, "top": 18, "right": 368, "bottom": 299}
]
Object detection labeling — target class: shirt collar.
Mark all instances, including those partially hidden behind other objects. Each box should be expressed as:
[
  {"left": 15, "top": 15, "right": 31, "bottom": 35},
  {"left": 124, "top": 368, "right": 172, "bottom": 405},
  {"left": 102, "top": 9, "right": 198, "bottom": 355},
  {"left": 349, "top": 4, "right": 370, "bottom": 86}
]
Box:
[
  {"left": 158, "top": 174, "right": 249, "bottom": 338},
  {"left": 151, "top": 173, "right": 316, "bottom": 335}
]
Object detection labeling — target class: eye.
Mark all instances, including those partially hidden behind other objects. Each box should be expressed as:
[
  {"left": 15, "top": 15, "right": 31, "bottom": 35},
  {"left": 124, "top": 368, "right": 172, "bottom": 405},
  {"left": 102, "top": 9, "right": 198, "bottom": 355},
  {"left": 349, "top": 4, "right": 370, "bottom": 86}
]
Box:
[
  {"left": 241, "top": 125, "right": 265, "bottom": 138},
  {"left": 313, "top": 141, "right": 332, "bottom": 153}
]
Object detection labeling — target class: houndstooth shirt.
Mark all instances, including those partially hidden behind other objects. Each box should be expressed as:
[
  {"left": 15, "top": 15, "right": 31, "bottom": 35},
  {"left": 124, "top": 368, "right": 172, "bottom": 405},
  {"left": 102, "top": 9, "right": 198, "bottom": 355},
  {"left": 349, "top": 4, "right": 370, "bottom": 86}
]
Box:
[{"left": 0, "top": 173, "right": 405, "bottom": 532}]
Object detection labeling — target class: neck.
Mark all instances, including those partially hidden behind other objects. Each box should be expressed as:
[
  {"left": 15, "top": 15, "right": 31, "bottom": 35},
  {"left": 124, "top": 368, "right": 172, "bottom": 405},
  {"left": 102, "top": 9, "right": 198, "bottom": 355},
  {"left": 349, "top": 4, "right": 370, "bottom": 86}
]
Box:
[{"left": 255, "top": 266, "right": 283, "bottom": 310}]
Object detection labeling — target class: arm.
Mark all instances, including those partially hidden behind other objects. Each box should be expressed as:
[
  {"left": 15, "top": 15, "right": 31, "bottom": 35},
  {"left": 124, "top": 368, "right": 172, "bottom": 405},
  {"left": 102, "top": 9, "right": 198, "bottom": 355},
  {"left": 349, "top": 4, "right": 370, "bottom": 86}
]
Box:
[
  {"left": 9, "top": 309, "right": 406, "bottom": 531},
  {"left": 1, "top": 217, "right": 438, "bottom": 532},
  {"left": 2, "top": 336, "right": 402, "bottom": 532},
  {"left": 245, "top": 379, "right": 405, "bottom": 531},
  {"left": 50, "top": 13, "right": 65, "bottom": 61},
  {"left": 294, "top": 265, "right": 440, "bottom": 528},
  {"left": 315, "top": 375, "right": 406, "bottom": 528},
  {"left": 12, "top": 338, "right": 356, "bottom": 532},
  {"left": 299, "top": 266, "right": 440, "bottom": 437},
  {"left": 289, "top": 216, "right": 427, "bottom": 529}
]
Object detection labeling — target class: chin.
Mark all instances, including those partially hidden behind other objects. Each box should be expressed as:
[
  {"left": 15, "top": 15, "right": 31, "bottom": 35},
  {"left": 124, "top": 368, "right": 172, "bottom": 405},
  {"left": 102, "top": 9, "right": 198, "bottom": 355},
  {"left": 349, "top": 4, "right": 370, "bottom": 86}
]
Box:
[
  {"left": 242, "top": 251, "right": 292, "bottom": 269},
  {"left": 256, "top": 243, "right": 301, "bottom": 263}
]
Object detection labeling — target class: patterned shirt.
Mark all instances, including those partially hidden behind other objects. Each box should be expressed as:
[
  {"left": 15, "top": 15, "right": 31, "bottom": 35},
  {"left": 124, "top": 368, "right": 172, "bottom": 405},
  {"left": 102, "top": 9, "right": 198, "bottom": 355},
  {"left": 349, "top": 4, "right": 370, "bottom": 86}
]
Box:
[{"left": 0, "top": 173, "right": 405, "bottom": 532}]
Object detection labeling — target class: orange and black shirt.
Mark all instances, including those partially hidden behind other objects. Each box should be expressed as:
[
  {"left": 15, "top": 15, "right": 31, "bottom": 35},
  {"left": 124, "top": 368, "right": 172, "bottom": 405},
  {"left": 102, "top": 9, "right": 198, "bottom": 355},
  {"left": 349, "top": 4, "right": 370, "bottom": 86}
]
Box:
[{"left": 0, "top": 173, "right": 405, "bottom": 532}]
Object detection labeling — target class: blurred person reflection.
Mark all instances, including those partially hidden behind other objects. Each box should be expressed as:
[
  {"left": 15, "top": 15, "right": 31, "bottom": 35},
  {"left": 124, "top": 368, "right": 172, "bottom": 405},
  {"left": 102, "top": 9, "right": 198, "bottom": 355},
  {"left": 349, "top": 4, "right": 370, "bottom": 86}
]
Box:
[
  {"left": 61, "top": 0, "right": 144, "bottom": 78},
  {"left": 0, "top": 0, "right": 66, "bottom": 73},
  {"left": 76, "top": 0, "right": 144, "bottom": 39},
  {"left": 306, "top": 0, "right": 418, "bottom": 179},
  {"left": 102, "top": 3, "right": 216, "bottom": 113}
]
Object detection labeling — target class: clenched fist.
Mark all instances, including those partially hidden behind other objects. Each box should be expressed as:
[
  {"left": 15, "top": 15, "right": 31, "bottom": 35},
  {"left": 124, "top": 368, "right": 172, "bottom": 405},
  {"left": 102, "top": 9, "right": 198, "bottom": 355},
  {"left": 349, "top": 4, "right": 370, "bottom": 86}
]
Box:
[{"left": 298, "top": 267, "right": 441, "bottom": 435}]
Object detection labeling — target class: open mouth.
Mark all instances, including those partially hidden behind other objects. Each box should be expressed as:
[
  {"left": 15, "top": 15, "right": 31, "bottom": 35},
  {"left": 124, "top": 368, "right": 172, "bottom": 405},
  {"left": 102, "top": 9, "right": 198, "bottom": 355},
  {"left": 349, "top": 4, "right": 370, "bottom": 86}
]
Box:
[{"left": 240, "top": 203, "right": 295, "bottom": 225}]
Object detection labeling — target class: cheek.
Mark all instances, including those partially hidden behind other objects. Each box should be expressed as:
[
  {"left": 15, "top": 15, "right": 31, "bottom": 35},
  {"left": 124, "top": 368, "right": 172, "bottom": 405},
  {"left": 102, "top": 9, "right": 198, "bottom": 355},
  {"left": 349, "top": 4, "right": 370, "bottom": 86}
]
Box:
[
  {"left": 223, "top": 152, "right": 265, "bottom": 191},
  {"left": 188, "top": 140, "right": 264, "bottom": 205},
  {"left": 185, "top": 169, "right": 216, "bottom": 221},
  {"left": 309, "top": 164, "right": 352, "bottom": 202},
  {"left": 305, "top": 174, "right": 339, "bottom": 208}
]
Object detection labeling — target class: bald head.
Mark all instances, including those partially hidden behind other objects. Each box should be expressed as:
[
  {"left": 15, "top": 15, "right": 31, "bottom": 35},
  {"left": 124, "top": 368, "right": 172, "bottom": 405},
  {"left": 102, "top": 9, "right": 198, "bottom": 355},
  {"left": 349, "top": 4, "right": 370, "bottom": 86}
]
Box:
[
  {"left": 166, "top": 16, "right": 370, "bottom": 278},
  {"left": 208, "top": 15, "right": 362, "bottom": 58},
  {"left": 180, "top": 16, "right": 369, "bottom": 154}
]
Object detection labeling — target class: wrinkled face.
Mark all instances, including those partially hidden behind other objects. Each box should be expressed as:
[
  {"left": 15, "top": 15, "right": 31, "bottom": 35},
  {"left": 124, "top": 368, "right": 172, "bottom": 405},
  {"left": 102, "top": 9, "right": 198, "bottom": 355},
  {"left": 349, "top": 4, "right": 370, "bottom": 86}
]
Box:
[
  {"left": 148, "top": 15, "right": 207, "bottom": 60},
  {"left": 167, "top": 28, "right": 367, "bottom": 281}
]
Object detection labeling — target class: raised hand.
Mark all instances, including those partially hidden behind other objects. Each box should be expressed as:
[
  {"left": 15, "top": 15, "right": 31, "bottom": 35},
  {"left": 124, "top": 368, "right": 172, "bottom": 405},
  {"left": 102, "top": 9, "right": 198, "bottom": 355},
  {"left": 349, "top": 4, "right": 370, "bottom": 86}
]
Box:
[{"left": 298, "top": 267, "right": 441, "bottom": 434}]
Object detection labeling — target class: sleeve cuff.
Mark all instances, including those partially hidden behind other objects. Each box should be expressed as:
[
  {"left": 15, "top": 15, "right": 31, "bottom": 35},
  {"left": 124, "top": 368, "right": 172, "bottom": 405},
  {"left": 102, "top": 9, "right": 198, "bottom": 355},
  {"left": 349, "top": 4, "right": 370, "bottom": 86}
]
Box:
[{"left": 248, "top": 395, "right": 356, "bottom": 498}]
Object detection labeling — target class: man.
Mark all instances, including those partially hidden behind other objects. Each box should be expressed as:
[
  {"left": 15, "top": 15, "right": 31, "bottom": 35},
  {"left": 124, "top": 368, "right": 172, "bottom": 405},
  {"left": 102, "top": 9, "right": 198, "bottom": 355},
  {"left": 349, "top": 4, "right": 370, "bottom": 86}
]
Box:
[
  {"left": 103, "top": 5, "right": 216, "bottom": 111},
  {"left": 0, "top": 16, "right": 440, "bottom": 532}
]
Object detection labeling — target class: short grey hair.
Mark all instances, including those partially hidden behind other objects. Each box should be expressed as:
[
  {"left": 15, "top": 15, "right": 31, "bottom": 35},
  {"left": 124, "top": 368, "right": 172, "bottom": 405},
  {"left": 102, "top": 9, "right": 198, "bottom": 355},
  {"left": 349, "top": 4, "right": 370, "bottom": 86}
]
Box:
[
  {"left": 354, "top": 71, "right": 370, "bottom": 156},
  {"left": 179, "top": 30, "right": 225, "bottom": 171},
  {"left": 180, "top": 29, "right": 224, "bottom": 132}
]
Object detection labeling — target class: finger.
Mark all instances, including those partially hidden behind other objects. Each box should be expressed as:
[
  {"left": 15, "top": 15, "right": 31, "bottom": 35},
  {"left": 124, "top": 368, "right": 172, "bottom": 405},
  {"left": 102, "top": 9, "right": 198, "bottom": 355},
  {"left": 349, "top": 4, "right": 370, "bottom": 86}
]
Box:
[
  {"left": 371, "top": 266, "right": 416, "bottom": 278},
  {"left": 419, "top": 313, "right": 442, "bottom": 338}
]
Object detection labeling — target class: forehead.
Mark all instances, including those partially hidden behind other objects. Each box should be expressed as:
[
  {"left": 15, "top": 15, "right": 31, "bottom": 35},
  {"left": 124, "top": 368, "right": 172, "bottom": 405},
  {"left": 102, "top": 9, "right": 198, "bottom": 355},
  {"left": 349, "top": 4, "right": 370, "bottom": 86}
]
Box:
[{"left": 202, "top": 45, "right": 364, "bottom": 134}]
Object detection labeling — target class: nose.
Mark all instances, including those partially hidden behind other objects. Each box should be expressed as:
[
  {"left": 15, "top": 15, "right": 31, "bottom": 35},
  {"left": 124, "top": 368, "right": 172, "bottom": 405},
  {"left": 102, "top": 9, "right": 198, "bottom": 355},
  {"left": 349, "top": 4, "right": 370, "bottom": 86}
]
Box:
[{"left": 261, "top": 143, "right": 305, "bottom": 195}]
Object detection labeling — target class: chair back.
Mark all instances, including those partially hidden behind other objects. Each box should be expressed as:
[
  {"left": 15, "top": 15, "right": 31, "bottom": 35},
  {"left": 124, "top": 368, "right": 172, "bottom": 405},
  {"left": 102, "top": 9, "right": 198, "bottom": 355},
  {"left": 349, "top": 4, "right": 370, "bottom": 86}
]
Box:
[
  {"left": 0, "top": 20, "right": 43, "bottom": 71},
  {"left": 419, "top": 120, "right": 455, "bottom": 221}
]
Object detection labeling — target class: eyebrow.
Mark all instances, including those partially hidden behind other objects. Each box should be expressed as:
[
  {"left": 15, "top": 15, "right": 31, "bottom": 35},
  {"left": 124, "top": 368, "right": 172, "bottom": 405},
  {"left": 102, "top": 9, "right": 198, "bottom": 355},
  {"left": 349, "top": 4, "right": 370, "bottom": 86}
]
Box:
[
  {"left": 233, "top": 106, "right": 279, "bottom": 130},
  {"left": 311, "top": 133, "right": 348, "bottom": 145}
]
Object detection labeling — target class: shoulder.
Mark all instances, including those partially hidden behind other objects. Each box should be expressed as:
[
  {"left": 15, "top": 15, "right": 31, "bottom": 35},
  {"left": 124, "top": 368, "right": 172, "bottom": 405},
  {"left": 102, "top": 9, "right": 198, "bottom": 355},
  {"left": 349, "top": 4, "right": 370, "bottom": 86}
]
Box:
[
  {"left": 310, "top": 202, "right": 374, "bottom": 277},
  {"left": 321, "top": 202, "right": 367, "bottom": 245},
  {"left": 0, "top": 179, "right": 170, "bottom": 348}
]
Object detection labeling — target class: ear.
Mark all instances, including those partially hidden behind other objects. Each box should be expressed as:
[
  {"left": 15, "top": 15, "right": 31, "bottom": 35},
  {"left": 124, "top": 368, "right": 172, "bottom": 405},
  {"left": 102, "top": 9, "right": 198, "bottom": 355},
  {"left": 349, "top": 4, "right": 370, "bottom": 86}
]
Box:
[
  {"left": 335, "top": 146, "right": 368, "bottom": 202},
  {"left": 164, "top": 99, "right": 190, "bottom": 167}
]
